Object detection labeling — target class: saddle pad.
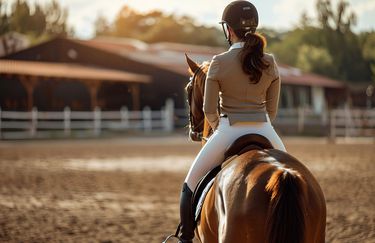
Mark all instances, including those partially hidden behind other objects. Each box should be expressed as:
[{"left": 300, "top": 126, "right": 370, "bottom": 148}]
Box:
[{"left": 194, "top": 178, "right": 215, "bottom": 222}]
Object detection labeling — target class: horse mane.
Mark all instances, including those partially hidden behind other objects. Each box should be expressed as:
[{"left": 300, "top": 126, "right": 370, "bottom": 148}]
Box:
[
  {"left": 188, "top": 61, "right": 210, "bottom": 75},
  {"left": 188, "top": 61, "right": 210, "bottom": 96}
]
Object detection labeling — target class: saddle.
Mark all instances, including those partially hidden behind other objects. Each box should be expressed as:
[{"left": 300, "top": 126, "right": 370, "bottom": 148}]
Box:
[{"left": 192, "top": 134, "right": 274, "bottom": 223}]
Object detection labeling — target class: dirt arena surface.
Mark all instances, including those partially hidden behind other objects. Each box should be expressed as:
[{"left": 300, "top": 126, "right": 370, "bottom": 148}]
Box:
[{"left": 0, "top": 136, "right": 374, "bottom": 243}]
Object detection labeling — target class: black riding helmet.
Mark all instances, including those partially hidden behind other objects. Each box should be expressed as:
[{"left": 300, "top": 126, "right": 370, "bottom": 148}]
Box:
[{"left": 220, "top": 1, "right": 259, "bottom": 46}]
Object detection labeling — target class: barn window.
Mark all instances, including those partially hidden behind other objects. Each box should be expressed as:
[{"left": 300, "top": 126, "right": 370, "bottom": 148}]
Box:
[
  {"left": 298, "top": 86, "right": 311, "bottom": 108},
  {"left": 280, "top": 86, "right": 293, "bottom": 109},
  {"left": 67, "top": 49, "right": 78, "bottom": 59}
]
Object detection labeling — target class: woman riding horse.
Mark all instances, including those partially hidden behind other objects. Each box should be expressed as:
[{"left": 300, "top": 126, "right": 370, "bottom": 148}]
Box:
[
  {"left": 179, "top": 1, "right": 286, "bottom": 242},
  {"left": 171, "top": 1, "right": 326, "bottom": 243}
]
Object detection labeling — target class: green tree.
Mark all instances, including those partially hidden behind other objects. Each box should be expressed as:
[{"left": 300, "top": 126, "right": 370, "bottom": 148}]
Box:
[
  {"left": 29, "top": 5, "right": 47, "bottom": 35},
  {"left": 270, "top": 0, "right": 371, "bottom": 82},
  {"left": 9, "top": 0, "right": 31, "bottom": 34},
  {"left": 296, "top": 45, "right": 335, "bottom": 76},
  {"left": 298, "top": 11, "right": 313, "bottom": 29},
  {"left": 0, "top": 0, "right": 10, "bottom": 34},
  {"left": 316, "top": 0, "right": 356, "bottom": 33},
  {"left": 315, "top": 0, "right": 369, "bottom": 81},
  {"left": 256, "top": 27, "right": 284, "bottom": 50},
  {"left": 360, "top": 32, "right": 375, "bottom": 81},
  {"left": 109, "top": 6, "right": 225, "bottom": 46},
  {"left": 2, "top": 0, "right": 69, "bottom": 38},
  {"left": 269, "top": 27, "right": 325, "bottom": 66},
  {"left": 94, "top": 14, "right": 111, "bottom": 36},
  {"left": 44, "top": 0, "right": 69, "bottom": 36}
]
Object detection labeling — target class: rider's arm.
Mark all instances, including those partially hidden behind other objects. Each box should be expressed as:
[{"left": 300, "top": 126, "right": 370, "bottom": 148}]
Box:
[
  {"left": 204, "top": 56, "right": 220, "bottom": 130},
  {"left": 266, "top": 58, "right": 281, "bottom": 122}
]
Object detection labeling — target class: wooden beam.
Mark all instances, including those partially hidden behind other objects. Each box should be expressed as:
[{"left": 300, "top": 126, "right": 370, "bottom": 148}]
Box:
[
  {"left": 19, "top": 76, "right": 39, "bottom": 111},
  {"left": 130, "top": 84, "right": 140, "bottom": 110},
  {"left": 82, "top": 80, "right": 102, "bottom": 110}
]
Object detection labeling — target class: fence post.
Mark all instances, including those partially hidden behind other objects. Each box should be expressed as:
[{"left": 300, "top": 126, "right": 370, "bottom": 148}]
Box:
[
  {"left": 30, "top": 107, "right": 38, "bottom": 138},
  {"left": 94, "top": 107, "right": 101, "bottom": 136},
  {"left": 322, "top": 109, "right": 328, "bottom": 126},
  {"left": 121, "top": 106, "right": 129, "bottom": 129},
  {"left": 143, "top": 106, "right": 152, "bottom": 132},
  {"left": 330, "top": 109, "right": 336, "bottom": 141},
  {"left": 64, "top": 107, "right": 71, "bottom": 136},
  {"left": 0, "top": 107, "right": 2, "bottom": 140},
  {"left": 344, "top": 106, "right": 350, "bottom": 138},
  {"left": 298, "top": 107, "right": 305, "bottom": 133},
  {"left": 164, "top": 99, "right": 174, "bottom": 132}
]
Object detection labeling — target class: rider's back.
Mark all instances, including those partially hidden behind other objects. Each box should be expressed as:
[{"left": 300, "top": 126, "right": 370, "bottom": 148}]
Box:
[{"left": 204, "top": 49, "right": 280, "bottom": 124}]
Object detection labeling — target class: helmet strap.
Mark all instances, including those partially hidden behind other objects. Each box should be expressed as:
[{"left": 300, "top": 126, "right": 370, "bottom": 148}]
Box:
[
  {"left": 227, "top": 33, "right": 232, "bottom": 46},
  {"left": 221, "top": 23, "right": 232, "bottom": 46},
  {"left": 227, "top": 31, "right": 232, "bottom": 46}
]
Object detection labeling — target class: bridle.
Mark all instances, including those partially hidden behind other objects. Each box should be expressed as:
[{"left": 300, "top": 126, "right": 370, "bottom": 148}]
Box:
[{"left": 186, "top": 67, "right": 205, "bottom": 141}]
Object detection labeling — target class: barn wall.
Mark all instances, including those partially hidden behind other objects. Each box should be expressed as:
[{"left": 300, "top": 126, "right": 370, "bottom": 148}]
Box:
[
  {"left": 0, "top": 77, "right": 27, "bottom": 111},
  {"left": 3, "top": 38, "right": 188, "bottom": 110}
]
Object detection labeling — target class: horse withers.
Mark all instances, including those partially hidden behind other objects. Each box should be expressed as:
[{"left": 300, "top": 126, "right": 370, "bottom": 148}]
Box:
[{"left": 182, "top": 55, "right": 326, "bottom": 243}]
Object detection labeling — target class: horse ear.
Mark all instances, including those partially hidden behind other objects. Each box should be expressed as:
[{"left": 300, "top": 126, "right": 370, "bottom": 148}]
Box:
[{"left": 185, "top": 53, "right": 200, "bottom": 74}]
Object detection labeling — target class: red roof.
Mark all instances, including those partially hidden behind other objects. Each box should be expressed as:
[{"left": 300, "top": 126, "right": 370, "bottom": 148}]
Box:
[
  {"left": 278, "top": 64, "right": 344, "bottom": 88},
  {"left": 75, "top": 37, "right": 147, "bottom": 54},
  {"left": 78, "top": 38, "right": 345, "bottom": 88},
  {"left": 0, "top": 59, "right": 151, "bottom": 83}
]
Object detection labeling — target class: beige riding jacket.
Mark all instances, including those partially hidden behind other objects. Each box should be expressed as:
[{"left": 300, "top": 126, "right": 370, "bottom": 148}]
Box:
[{"left": 203, "top": 42, "right": 281, "bottom": 130}]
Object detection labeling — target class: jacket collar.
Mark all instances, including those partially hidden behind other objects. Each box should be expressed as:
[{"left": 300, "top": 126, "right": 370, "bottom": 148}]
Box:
[{"left": 229, "top": 42, "right": 245, "bottom": 51}]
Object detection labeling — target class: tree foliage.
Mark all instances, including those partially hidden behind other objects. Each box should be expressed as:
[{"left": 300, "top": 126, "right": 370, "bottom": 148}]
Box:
[
  {"left": 360, "top": 32, "right": 375, "bottom": 80},
  {"left": 296, "top": 45, "right": 334, "bottom": 75},
  {"left": 269, "top": 0, "right": 372, "bottom": 82},
  {"left": 2, "top": 0, "right": 374, "bottom": 83},
  {"left": 0, "top": 0, "right": 10, "bottom": 34},
  {"left": 0, "top": 0, "right": 70, "bottom": 37},
  {"left": 94, "top": 2, "right": 373, "bottom": 82},
  {"left": 95, "top": 6, "right": 226, "bottom": 46}
]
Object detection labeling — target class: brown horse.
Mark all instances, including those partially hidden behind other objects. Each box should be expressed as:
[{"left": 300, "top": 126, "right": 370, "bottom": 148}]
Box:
[{"left": 185, "top": 55, "right": 326, "bottom": 243}]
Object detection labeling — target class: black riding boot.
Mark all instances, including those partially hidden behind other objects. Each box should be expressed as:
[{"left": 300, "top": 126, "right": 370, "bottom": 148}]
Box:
[{"left": 179, "top": 183, "right": 195, "bottom": 243}]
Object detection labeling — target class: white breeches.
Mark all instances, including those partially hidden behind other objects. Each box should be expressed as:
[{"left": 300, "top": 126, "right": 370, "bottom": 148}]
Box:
[{"left": 184, "top": 116, "right": 286, "bottom": 191}]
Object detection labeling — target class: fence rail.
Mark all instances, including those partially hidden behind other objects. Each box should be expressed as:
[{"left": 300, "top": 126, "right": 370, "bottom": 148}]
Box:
[
  {"left": 1, "top": 104, "right": 374, "bottom": 140},
  {"left": 275, "top": 107, "right": 375, "bottom": 138},
  {"left": 275, "top": 107, "right": 329, "bottom": 133},
  {"left": 330, "top": 108, "right": 375, "bottom": 138},
  {"left": 0, "top": 99, "right": 174, "bottom": 140}
]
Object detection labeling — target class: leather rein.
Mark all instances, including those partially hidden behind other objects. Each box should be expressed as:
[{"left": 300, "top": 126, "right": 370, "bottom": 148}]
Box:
[{"left": 186, "top": 67, "right": 205, "bottom": 141}]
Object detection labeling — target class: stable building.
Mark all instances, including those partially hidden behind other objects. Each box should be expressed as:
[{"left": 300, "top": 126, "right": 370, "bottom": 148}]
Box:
[
  {"left": 1, "top": 36, "right": 348, "bottom": 114},
  {"left": 0, "top": 59, "right": 150, "bottom": 111},
  {"left": 0, "top": 37, "right": 187, "bottom": 111},
  {"left": 86, "top": 37, "right": 348, "bottom": 113}
]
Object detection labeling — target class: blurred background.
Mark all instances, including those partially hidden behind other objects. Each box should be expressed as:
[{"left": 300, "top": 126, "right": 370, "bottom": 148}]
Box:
[
  {"left": 0, "top": 0, "right": 375, "bottom": 138},
  {"left": 0, "top": 0, "right": 374, "bottom": 242}
]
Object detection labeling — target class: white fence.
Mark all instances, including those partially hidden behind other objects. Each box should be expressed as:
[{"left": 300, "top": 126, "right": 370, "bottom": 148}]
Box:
[
  {"left": 330, "top": 108, "right": 375, "bottom": 138},
  {"left": 275, "top": 107, "right": 375, "bottom": 138},
  {"left": 176, "top": 107, "right": 374, "bottom": 138},
  {"left": 1, "top": 104, "right": 374, "bottom": 140},
  {"left": 275, "top": 107, "right": 329, "bottom": 133},
  {"left": 0, "top": 99, "right": 174, "bottom": 140}
]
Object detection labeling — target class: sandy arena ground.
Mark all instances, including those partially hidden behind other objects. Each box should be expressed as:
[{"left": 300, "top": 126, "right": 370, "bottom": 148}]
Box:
[{"left": 0, "top": 136, "right": 374, "bottom": 243}]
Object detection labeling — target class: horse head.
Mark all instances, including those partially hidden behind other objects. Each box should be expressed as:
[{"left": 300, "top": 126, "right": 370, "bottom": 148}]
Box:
[{"left": 185, "top": 54, "right": 211, "bottom": 141}]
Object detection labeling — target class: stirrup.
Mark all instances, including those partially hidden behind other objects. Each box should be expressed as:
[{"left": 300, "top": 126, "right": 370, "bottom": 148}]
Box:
[
  {"left": 162, "top": 234, "right": 181, "bottom": 243},
  {"left": 162, "top": 224, "right": 182, "bottom": 243}
]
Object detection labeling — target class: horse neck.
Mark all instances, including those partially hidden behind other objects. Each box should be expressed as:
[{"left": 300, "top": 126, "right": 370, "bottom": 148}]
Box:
[{"left": 196, "top": 64, "right": 211, "bottom": 146}]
